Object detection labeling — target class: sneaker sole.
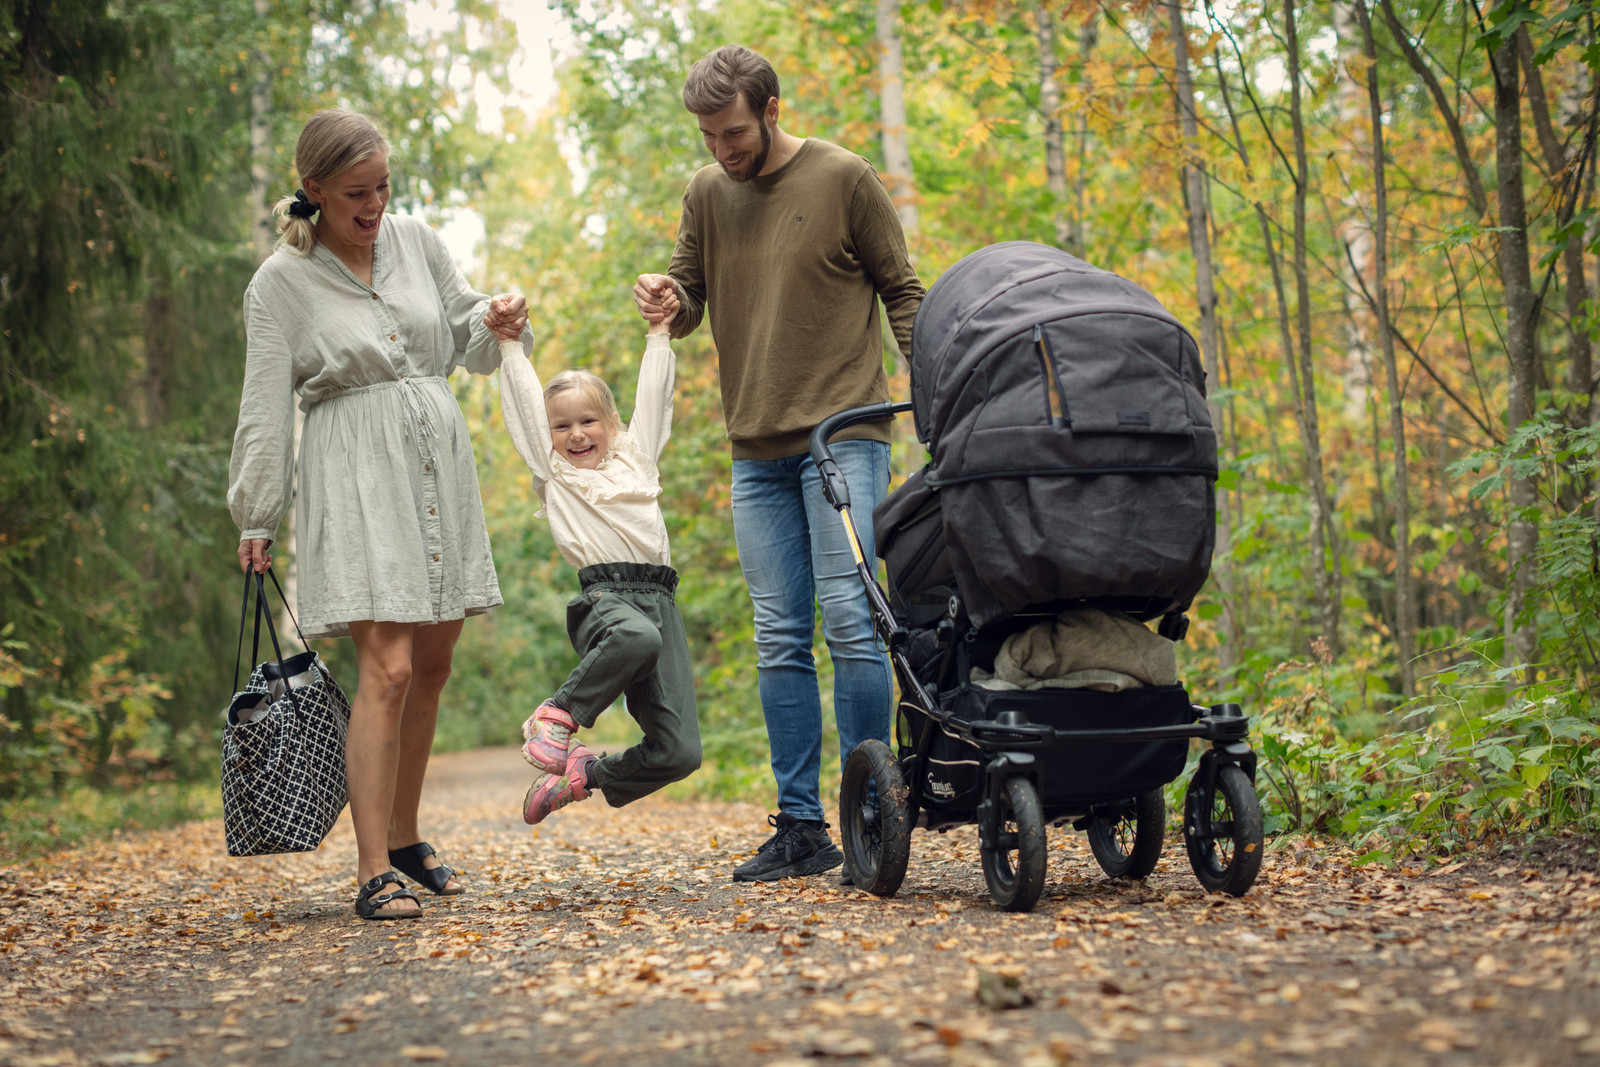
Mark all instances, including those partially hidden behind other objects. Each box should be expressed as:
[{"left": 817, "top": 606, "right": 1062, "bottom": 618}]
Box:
[
  {"left": 731, "top": 844, "right": 844, "bottom": 882},
  {"left": 521, "top": 739, "right": 567, "bottom": 775}
]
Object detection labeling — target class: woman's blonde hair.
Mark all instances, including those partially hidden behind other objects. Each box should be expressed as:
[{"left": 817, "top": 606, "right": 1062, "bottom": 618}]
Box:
[
  {"left": 544, "top": 370, "right": 622, "bottom": 433},
  {"left": 272, "top": 109, "right": 389, "bottom": 256}
]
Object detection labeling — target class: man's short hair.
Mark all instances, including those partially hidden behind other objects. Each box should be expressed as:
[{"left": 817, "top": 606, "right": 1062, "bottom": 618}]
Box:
[{"left": 682, "top": 45, "right": 780, "bottom": 117}]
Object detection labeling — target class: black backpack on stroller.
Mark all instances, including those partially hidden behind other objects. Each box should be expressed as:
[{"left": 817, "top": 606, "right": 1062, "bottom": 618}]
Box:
[
  {"left": 808, "top": 241, "right": 1264, "bottom": 912},
  {"left": 876, "top": 239, "right": 1216, "bottom": 634}
]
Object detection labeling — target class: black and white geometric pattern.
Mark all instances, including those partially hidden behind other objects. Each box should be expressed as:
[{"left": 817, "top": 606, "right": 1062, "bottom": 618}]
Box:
[{"left": 220, "top": 650, "right": 351, "bottom": 856}]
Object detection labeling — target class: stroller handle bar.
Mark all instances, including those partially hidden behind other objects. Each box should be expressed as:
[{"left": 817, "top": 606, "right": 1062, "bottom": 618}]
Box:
[{"left": 808, "top": 401, "right": 915, "bottom": 511}]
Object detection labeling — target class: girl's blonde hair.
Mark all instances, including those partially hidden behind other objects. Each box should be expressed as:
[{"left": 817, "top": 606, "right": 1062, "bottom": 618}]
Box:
[
  {"left": 272, "top": 109, "right": 390, "bottom": 256},
  {"left": 544, "top": 370, "right": 622, "bottom": 432}
]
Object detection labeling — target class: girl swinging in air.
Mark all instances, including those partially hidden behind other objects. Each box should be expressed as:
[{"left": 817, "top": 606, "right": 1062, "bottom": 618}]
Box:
[{"left": 492, "top": 301, "right": 700, "bottom": 823}]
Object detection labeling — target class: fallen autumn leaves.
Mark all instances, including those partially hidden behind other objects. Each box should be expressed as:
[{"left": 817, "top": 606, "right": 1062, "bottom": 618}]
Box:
[{"left": 1, "top": 747, "right": 1597, "bottom": 1066}]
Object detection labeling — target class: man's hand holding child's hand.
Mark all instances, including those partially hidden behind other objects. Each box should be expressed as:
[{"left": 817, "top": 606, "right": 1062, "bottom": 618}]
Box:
[{"left": 634, "top": 274, "right": 680, "bottom": 328}]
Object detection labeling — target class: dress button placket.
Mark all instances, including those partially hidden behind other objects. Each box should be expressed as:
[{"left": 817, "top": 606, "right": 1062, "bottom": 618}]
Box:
[
  {"left": 376, "top": 284, "right": 443, "bottom": 619},
  {"left": 420, "top": 400, "right": 443, "bottom": 616}
]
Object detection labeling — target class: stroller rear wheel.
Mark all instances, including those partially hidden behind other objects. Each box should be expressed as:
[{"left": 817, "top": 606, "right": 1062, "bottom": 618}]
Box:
[
  {"left": 1087, "top": 788, "right": 1165, "bottom": 879},
  {"left": 980, "top": 776, "right": 1046, "bottom": 912},
  {"left": 1183, "top": 764, "right": 1264, "bottom": 896},
  {"left": 839, "top": 740, "right": 911, "bottom": 897}
]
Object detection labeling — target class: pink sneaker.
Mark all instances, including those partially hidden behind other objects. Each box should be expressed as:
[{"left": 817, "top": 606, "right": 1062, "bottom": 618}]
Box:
[
  {"left": 522, "top": 745, "right": 597, "bottom": 826},
  {"left": 521, "top": 701, "right": 577, "bottom": 774}
]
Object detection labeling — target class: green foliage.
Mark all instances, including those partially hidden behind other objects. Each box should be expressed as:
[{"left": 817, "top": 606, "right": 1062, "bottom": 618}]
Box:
[
  {"left": 1247, "top": 655, "right": 1599, "bottom": 860},
  {"left": 0, "top": 0, "right": 523, "bottom": 804},
  {"left": 1, "top": 0, "right": 248, "bottom": 799},
  {"left": 1227, "top": 410, "right": 1600, "bottom": 856},
  {"left": 1450, "top": 411, "right": 1600, "bottom": 681}
]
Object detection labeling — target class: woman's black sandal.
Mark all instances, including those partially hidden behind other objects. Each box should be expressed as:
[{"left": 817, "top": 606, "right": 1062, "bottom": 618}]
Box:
[
  {"left": 388, "top": 842, "right": 464, "bottom": 896},
  {"left": 354, "top": 871, "right": 423, "bottom": 920}
]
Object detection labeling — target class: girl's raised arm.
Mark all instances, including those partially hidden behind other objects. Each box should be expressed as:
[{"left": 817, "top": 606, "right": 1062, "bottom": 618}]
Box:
[
  {"left": 628, "top": 331, "right": 676, "bottom": 464},
  {"left": 498, "top": 339, "right": 554, "bottom": 492}
]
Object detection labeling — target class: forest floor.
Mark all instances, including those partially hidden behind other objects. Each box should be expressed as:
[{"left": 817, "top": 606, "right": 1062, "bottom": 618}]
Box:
[{"left": 1, "top": 746, "right": 1598, "bottom": 1067}]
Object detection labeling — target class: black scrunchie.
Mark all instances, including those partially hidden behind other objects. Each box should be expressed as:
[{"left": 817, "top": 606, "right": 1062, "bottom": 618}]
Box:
[{"left": 287, "top": 188, "right": 319, "bottom": 219}]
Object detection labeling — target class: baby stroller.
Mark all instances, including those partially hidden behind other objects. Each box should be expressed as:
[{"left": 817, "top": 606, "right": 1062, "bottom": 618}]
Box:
[{"left": 810, "top": 241, "right": 1263, "bottom": 912}]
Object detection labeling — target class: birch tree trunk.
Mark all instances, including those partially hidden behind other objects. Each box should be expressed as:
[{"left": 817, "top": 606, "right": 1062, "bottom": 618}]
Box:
[
  {"left": 1332, "top": 5, "right": 1374, "bottom": 426},
  {"left": 1074, "top": 12, "right": 1099, "bottom": 257},
  {"left": 1518, "top": 26, "right": 1592, "bottom": 429},
  {"left": 1518, "top": 23, "right": 1597, "bottom": 529},
  {"left": 876, "top": 0, "right": 918, "bottom": 236},
  {"left": 1166, "top": 0, "right": 1237, "bottom": 668},
  {"left": 1286, "top": 0, "right": 1342, "bottom": 659},
  {"left": 250, "top": 0, "right": 274, "bottom": 264},
  {"left": 1490, "top": 14, "right": 1541, "bottom": 684},
  {"left": 876, "top": 0, "right": 919, "bottom": 467},
  {"left": 1036, "top": 1, "right": 1071, "bottom": 253},
  {"left": 1354, "top": 0, "right": 1415, "bottom": 697}
]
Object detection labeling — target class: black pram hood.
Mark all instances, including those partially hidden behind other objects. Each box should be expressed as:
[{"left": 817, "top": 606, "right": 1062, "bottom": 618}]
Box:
[{"left": 879, "top": 241, "right": 1217, "bottom": 629}]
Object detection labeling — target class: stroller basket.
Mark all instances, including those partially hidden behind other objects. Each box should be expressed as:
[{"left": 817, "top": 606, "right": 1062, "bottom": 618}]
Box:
[{"left": 921, "top": 684, "right": 1195, "bottom": 811}]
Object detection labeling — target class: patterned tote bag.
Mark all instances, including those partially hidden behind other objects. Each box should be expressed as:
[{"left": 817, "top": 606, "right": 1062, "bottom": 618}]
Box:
[{"left": 221, "top": 569, "right": 351, "bottom": 856}]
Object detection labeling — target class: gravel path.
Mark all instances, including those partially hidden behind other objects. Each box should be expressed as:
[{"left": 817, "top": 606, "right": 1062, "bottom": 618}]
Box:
[{"left": 2, "top": 746, "right": 1598, "bottom": 1066}]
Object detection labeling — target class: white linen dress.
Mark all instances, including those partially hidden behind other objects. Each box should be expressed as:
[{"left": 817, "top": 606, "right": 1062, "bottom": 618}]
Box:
[{"left": 227, "top": 213, "right": 524, "bottom": 639}]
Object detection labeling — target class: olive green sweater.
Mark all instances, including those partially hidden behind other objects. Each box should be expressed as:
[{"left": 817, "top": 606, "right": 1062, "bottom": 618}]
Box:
[{"left": 667, "top": 138, "right": 925, "bottom": 460}]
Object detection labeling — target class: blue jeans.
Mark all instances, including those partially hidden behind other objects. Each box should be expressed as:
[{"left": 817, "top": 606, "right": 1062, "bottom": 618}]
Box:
[{"left": 731, "top": 440, "right": 893, "bottom": 823}]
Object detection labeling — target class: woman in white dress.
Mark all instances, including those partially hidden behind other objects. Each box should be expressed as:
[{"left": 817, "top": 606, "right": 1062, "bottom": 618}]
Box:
[{"left": 228, "top": 109, "right": 529, "bottom": 919}]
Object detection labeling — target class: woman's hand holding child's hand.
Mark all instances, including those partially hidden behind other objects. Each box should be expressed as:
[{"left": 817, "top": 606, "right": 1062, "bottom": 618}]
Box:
[{"left": 485, "top": 294, "right": 528, "bottom": 341}]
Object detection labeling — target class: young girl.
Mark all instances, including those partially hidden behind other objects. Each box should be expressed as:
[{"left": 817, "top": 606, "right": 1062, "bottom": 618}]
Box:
[{"left": 496, "top": 311, "right": 700, "bottom": 824}]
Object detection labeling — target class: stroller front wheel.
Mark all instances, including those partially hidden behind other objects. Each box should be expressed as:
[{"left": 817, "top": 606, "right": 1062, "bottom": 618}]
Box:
[
  {"left": 1183, "top": 763, "right": 1264, "bottom": 896},
  {"left": 839, "top": 740, "right": 911, "bottom": 897},
  {"left": 1087, "top": 788, "right": 1165, "bottom": 879},
  {"left": 980, "top": 776, "right": 1047, "bottom": 912}
]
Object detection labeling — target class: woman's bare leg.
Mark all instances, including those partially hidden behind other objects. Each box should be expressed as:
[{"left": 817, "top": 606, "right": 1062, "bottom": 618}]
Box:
[
  {"left": 346, "top": 620, "right": 420, "bottom": 915},
  {"left": 387, "top": 619, "right": 464, "bottom": 891}
]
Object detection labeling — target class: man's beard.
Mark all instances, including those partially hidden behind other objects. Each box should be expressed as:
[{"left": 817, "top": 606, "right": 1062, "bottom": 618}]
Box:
[{"left": 722, "top": 121, "right": 772, "bottom": 183}]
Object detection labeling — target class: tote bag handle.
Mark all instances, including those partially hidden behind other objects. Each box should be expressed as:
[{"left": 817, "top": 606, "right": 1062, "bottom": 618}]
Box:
[{"left": 231, "top": 568, "right": 312, "bottom": 711}]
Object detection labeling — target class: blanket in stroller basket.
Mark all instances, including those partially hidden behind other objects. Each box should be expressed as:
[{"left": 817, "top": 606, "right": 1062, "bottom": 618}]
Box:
[
  {"left": 979, "top": 608, "right": 1177, "bottom": 692},
  {"left": 877, "top": 241, "right": 1217, "bottom": 629}
]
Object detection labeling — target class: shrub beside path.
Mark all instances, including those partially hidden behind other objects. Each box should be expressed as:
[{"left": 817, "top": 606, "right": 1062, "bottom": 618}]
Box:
[{"left": 1, "top": 746, "right": 1598, "bottom": 1066}]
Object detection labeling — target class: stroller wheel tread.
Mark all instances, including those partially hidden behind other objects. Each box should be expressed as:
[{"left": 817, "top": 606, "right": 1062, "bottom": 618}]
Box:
[
  {"left": 839, "top": 740, "right": 911, "bottom": 897},
  {"left": 1087, "top": 788, "right": 1165, "bottom": 880},
  {"left": 1183, "top": 764, "right": 1264, "bottom": 896},
  {"left": 980, "top": 776, "right": 1046, "bottom": 912}
]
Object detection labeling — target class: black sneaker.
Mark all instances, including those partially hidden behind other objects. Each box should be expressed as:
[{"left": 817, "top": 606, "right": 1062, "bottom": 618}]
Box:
[{"left": 731, "top": 813, "right": 844, "bottom": 881}]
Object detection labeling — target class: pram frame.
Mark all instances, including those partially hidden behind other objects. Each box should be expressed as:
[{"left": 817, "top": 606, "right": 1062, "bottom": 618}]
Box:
[{"left": 810, "top": 402, "right": 1264, "bottom": 911}]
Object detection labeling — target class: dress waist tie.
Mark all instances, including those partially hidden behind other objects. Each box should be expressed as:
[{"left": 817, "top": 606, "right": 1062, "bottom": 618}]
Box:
[{"left": 309, "top": 375, "right": 445, "bottom": 461}]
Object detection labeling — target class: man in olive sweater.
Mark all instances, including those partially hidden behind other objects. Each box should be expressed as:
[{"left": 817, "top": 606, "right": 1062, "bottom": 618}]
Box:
[{"left": 633, "top": 44, "right": 925, "bottom": 882}]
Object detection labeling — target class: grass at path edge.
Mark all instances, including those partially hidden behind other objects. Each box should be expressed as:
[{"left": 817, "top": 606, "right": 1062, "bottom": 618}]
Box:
[{"left": 1, "top": 781, "right": 224, "bottom": 863}]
